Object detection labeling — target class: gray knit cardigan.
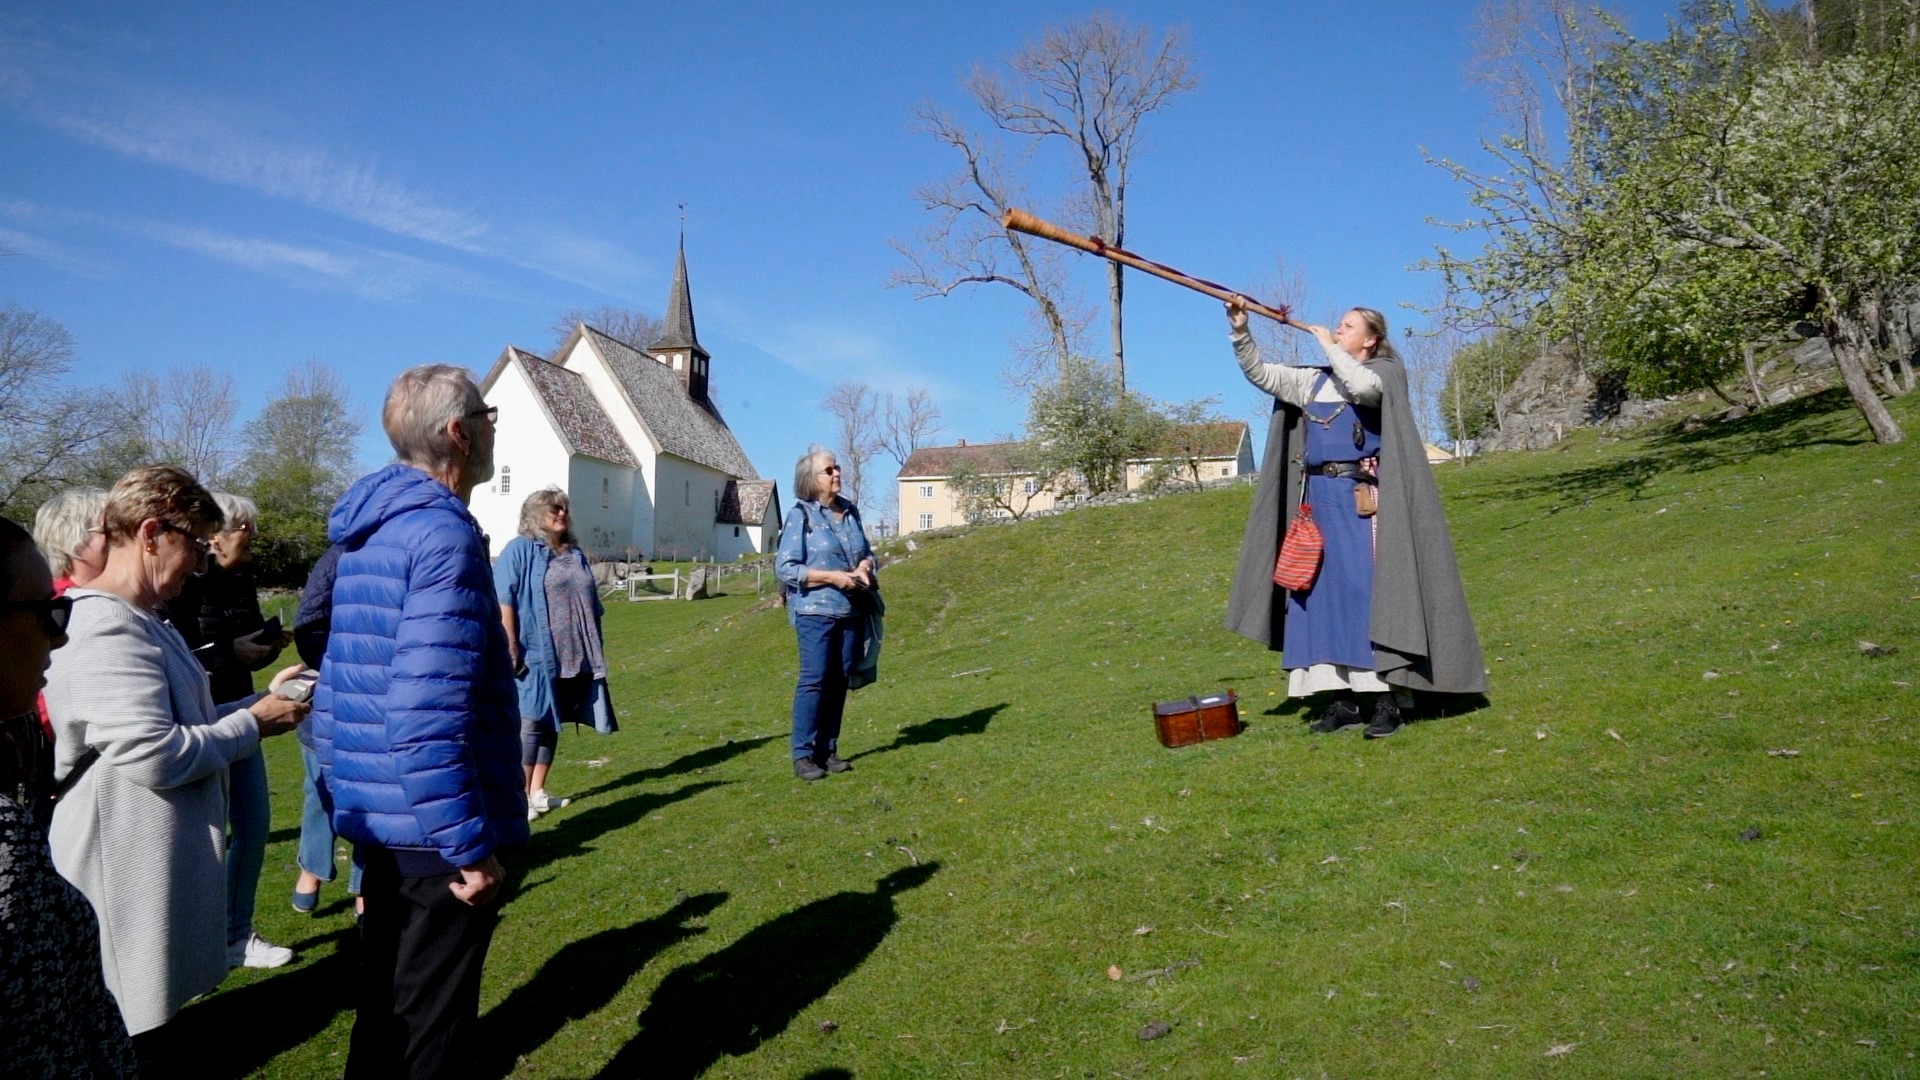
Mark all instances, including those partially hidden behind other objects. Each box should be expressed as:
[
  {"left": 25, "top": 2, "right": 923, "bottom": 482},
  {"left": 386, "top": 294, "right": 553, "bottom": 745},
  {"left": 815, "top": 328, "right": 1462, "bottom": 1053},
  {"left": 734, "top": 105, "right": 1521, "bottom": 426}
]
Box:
[{"left": 46, "top": 589, "right": 261, "bottom": 1035}]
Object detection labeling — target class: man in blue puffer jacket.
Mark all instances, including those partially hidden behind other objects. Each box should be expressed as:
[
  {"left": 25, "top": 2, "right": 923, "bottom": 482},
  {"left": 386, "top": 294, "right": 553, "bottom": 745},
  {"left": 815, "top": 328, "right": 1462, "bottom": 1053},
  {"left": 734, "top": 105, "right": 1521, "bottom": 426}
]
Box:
[{"left": 310, "top": 363, "right": 526, "bottom": 1078}]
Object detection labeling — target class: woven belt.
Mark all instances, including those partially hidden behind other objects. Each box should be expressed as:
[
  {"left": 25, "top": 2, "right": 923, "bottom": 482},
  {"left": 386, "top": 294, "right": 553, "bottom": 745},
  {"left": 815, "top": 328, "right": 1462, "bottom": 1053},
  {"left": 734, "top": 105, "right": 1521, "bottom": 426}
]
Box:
[{"left": 1305, "top": 461, "right": 1371, "bottom": 480}]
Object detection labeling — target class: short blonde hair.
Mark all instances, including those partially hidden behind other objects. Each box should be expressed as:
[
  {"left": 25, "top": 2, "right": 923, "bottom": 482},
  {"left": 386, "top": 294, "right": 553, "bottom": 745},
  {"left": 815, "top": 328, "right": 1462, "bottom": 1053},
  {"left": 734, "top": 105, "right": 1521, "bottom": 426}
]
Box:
[
  {"left": 100, "top": 465, "right": 222, "bottom": 544},
  {"left": 33, "top": 488, "right": 107, "bottom": 579},
  {"left": 383, "top": 364, "right": 483, "bottom": 473},
  {"left": 792, "top": 445, "right": 837, "bottom": 504},
  {"left": 1349, "top": 307, "right": 1399, "bottom": 361}
]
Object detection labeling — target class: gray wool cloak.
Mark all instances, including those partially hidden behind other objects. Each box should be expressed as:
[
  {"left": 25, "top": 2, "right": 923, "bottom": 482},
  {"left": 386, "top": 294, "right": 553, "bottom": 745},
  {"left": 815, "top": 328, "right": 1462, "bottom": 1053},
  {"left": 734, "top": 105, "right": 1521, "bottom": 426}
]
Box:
[{"left": 1224, "top": 347, "right": 1488, "bottom": 695}]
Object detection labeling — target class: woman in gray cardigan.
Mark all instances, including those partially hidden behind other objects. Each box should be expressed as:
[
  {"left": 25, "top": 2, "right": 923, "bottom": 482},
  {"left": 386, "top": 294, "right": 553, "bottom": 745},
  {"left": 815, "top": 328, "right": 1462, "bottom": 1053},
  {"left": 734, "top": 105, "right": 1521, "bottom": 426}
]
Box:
[{"left": 43, "top": 466, "right": 305, "bottom": 1064}]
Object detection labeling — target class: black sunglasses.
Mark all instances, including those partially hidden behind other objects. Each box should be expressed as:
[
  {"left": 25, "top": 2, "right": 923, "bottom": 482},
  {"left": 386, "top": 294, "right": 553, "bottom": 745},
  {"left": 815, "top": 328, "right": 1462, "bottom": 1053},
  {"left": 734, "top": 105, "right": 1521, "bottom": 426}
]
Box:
[
  {"left": 466, "top": 405, "right": 500, "bottom": 424},
  {"left": 1, "top": 595, "right": 74, "bottom": 636},
  {"left": 159, "top": 522, "right": 213, "bottom": 560}
]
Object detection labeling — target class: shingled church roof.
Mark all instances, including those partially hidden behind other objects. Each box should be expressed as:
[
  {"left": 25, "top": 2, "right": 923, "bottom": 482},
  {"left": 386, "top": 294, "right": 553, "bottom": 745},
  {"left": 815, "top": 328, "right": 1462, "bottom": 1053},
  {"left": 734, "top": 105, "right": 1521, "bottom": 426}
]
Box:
[
  {"left": 716, "top": 478, "right": 777, "bottom": 525},
  {"left": 483, "top": 345, "right": 639, "bottom": 468},
  {"left": 585, "top": 327, "right": 756, "bottom": 479}
]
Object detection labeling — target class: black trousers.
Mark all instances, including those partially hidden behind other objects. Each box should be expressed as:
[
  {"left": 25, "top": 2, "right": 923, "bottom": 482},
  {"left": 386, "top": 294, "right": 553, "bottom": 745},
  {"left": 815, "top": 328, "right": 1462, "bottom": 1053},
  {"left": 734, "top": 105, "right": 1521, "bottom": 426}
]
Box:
[{"left": 347, "top": 849, "right": 501, "bottom": 1079}]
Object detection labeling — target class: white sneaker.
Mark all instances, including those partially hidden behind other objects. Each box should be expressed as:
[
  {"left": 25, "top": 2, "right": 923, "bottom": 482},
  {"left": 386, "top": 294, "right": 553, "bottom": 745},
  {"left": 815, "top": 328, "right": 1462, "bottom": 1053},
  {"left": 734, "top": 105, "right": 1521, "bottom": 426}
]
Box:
[
  {"left": 528, "top": 805, "right": 540, "bottom": 821},
  {"left": 529, "top": 790, "right": 571, "bottom": 813},
  {"left": 228, "top": 933, "right": 294, "bottom": 969}
]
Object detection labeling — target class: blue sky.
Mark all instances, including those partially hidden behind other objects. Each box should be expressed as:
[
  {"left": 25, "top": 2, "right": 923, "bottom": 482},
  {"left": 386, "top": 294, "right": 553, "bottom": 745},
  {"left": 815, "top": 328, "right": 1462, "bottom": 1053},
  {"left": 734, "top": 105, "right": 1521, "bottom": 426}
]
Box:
[{"left": 1, "top": 1, "right": 1681, "bottom": 520}]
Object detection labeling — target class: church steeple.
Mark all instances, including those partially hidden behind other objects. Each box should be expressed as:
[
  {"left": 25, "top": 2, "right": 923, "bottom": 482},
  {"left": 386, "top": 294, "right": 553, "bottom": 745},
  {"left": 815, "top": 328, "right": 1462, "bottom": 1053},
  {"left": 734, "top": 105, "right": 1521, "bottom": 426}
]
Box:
[{"left": 646, "top": 214, "right": 710, "bottom": 403}]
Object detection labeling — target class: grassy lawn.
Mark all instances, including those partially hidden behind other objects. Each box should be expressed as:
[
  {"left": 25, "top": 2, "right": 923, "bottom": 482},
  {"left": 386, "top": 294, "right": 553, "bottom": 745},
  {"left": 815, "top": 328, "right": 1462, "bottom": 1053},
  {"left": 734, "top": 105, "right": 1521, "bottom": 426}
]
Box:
[{"left": 196, "top": 387, "right": 1917, "bottom": 1077}]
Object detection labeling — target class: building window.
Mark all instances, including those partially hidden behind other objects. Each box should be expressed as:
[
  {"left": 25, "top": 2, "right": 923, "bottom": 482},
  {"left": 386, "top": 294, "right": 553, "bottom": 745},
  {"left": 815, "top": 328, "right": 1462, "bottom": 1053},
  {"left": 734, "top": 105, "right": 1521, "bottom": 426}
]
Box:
[
  {"left": 1220, "top": 465, "right": 1230, "bottom": 476},
  {"left": 601, "top": 477, "right": 610, "bottom": 509},
  {"left": 917, "top": 513, "right": 934, "bottom": 530},
  {"left": 1023, "top": 479, "right": 1038, "bottom": 495},
  {"left": 499, "top": 465, "right": 511, "bottom": 495},
  {"left": 918, "top": 484, "right": 933, "bottom": 499},
  {"left": 684, "top": 480, "right": 690, "bottom": 506},
  {"left": 733, "top": 526, "right": 740, "bottom": 537}
]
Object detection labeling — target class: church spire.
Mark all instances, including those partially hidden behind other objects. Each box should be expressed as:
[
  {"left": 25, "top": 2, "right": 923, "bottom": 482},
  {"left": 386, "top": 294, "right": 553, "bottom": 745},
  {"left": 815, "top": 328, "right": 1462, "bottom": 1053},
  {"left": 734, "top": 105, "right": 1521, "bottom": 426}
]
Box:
[{"left": 646, "top": 211, "right": 710, "bottom": 402}]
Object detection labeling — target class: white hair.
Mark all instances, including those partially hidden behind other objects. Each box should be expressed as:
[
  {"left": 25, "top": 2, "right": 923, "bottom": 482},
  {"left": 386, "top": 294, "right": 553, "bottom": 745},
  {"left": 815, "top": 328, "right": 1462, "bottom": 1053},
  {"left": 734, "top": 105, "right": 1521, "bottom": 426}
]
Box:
[
  {"left": 33, "top": 488, "right": 107, "bottom": 579},
  {"left": 382, "top": 363, "right": 483, "bottom": 472}
]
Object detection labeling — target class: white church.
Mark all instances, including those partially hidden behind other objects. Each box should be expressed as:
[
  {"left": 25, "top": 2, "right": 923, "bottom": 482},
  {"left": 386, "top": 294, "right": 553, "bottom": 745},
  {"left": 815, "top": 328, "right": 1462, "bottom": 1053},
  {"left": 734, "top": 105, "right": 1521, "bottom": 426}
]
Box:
[{"left": 468, "top": 245, "right": 778, "bottom": 561}]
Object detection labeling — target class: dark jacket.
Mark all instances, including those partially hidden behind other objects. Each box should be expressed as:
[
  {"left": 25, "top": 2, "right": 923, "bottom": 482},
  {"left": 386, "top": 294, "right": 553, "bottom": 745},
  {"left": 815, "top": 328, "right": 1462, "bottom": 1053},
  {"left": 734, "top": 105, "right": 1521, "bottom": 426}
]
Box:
[
  {"left": 310, "top": 465, "right": 527, "bottom": 874},
  {"left": 195, "top": 559, "right": 275, "bottom": 704},
  {"left": 1226, "top": 349, "right": 1488, "bottom": 694}
]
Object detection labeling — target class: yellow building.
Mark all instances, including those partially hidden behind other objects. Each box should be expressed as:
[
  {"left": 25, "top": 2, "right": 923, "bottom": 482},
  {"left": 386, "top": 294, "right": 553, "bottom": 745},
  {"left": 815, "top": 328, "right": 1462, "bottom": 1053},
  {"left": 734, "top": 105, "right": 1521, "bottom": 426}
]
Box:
[{"left": 897, "top": 422, "right": 1254, "bottom": 536}]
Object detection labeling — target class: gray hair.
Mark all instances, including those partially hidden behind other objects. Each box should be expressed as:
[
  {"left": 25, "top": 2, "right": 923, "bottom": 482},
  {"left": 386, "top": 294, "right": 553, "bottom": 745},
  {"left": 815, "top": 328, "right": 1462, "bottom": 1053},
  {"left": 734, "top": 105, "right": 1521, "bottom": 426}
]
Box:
[
  {"left": 382, "top": 363, "right": 484, "bottom": 472},
  {"left": 792, "top": 445, "right": 838, "bottom": 504},
  {"left": 518, "top": 487, "right": 577, "bottom": 550},
  {"left": 213, "top": 492, "right": 258, "bottom": 532},
  {"left": 33, "top": 488, "right": 107, "bottom": 579}
]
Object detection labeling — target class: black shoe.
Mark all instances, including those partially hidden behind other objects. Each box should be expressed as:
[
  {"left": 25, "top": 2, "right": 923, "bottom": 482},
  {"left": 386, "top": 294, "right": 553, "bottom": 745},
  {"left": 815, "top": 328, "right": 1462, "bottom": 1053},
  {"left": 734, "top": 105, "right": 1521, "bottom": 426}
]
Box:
[
  {"left": 1312, "top": 698, "right": 1364, "bottom": 734},
  {"left": 793, "top": 757, "right": 827, "bottom": 781},
  {"left": 821, "top": 754, "right": 852, "bottom": 774},
  {"left": 1363, "top": 696, "right": 1403, "bottom": 739}
]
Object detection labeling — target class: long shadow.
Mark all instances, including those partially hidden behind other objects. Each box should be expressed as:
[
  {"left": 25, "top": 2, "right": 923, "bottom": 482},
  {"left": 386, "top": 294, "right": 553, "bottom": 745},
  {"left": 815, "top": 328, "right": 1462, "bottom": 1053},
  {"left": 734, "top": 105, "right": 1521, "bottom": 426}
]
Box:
[
  {"left": 851, "top": 704, "right": 1006, "bottom": 762},
  {"left": 517, "top": 780, "right": 730, "bottom": 876},
  {"left": 1488, "top": 388, "right": 1867, "bottom": 505},
  {"left": 567, "top": 735, "right": 778, "bottom": 803},
  {"left": 597, "top": 862, "right": 942, "bottom": 1079},
  {"left": 171, "top": 926, "right": 357, "bottom": 1076},
  {"left": 480, "top": 892, "right": 727, "bottom": 1079}
]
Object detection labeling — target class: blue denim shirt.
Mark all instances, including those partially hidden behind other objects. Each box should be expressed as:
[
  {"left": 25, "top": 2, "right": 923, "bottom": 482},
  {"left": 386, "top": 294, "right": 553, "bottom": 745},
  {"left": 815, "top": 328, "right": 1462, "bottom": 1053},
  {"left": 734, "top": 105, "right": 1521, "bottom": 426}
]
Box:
[{"left": 775, "top": 499, "right": 875, "bottom": 618}]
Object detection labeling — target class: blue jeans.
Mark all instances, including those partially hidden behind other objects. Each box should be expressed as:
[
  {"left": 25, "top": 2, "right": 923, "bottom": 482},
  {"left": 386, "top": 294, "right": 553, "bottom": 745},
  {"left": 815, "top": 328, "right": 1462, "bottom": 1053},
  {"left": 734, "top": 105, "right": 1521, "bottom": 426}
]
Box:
[
  {"left": 299, "top": 746, "right": 363, "bottom": 893},
  {"left": 791, "top": 614, "right": 858, "bottom": 762},
  {"left": 227, "top": 749, "right": 269, "bottom": 943}
]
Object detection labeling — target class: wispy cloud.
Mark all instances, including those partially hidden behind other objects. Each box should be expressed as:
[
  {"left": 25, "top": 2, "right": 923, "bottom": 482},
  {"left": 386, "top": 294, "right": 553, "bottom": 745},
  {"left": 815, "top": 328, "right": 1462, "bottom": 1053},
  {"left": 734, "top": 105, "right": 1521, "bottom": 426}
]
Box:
[
  {"left": 733, "top": 311, "right": 969, "bottom": 404},
  {"left": 140, "top": 222, "right": 486, "bottom": 302},
  {"left": 0, "top": 222, "right": 114, "bottom": 279},
  {"left": 0, "top": 37, "right": 650, "bottom": 295}
]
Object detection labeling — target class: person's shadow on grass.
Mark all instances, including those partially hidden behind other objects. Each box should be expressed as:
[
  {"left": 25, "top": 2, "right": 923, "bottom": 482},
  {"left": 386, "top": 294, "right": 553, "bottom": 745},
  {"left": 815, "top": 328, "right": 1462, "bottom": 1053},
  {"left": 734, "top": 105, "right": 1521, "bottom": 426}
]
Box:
[
  {"left": 518, "top": 779, "right": 730, "bottom": 876},
  {"left": 596, "top": 862, "right": 941, "bottom": 1079},
  {"left": 567, "top": 735, "right": 779, "bottom": 803},
  {"left": 852, "top": 704, "right": 1005, "bottom": 762},
  {"left": 170, "top": 926, "right": 357, "bottom": 1075},
  {"left": 480, "top": 891, "right": 727, "bottom": 1078}
]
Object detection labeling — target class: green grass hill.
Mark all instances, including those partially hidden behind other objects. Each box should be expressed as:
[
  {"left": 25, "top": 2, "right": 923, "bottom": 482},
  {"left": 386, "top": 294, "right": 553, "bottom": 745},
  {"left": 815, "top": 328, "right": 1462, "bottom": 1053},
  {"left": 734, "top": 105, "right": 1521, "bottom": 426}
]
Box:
[{"left": 217, "top": 386, "right": 1918, "bottom": 1077}]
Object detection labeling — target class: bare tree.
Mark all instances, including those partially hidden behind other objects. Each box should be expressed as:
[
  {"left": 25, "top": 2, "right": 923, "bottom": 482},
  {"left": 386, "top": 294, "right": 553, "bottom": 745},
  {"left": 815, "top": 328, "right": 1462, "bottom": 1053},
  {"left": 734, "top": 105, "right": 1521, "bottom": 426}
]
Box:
[
  {"left": 550, "top": 306, "right": 663, "bottom": 356},
  {"left": 114, "top": 366, "right": 242, "bottom": 489},
  {"left": 889, "top": 107, "right": 1092, "bottom": 388},
  {"left": 0, "top": 304, "right": 116, "bottom": 519},
  {"left": 877, "top": 388, "right": 945, "bottom": 470},
  {"left": 969, "top": 14, "right": 1197, "bottom": 388},
  {"left": 822, "top": 381, "right": 881, "bottom": 507}
]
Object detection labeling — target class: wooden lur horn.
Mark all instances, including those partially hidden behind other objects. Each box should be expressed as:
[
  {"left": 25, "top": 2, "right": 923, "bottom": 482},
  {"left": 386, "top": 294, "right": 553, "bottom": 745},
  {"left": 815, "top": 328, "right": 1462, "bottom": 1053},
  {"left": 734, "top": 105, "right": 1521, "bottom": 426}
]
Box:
[{"left": 1001, "top": 208, "right": 1305, "bottom": 329}]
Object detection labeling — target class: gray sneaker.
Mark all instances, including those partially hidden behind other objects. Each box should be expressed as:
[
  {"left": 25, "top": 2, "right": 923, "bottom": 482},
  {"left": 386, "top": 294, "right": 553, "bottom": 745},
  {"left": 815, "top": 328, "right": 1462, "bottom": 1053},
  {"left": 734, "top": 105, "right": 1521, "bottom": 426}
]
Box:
[{"left": 793, "top": 757, "right": 827, "bottom": 781}]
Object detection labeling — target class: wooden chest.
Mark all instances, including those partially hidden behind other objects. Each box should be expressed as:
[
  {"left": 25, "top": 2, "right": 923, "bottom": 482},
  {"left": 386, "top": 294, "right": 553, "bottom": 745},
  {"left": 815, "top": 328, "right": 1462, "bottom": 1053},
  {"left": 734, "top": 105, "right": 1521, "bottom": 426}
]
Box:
[{"left": 1152, "top": 691, "right": 1241, "bottom": 748}]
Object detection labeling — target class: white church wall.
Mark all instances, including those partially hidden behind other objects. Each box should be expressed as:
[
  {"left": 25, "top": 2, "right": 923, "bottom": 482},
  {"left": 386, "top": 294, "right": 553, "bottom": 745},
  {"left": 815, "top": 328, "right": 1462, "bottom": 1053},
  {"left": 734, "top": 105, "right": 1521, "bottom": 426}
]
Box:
[
  {"left": 567, "top": 456, "right": 634, "bottom": 558},
  {"left": 652, "top": 456, "right": 731, "bottom": 560},
  {"left": 474, "top": 362, "right": 572, "bottom": 557}
]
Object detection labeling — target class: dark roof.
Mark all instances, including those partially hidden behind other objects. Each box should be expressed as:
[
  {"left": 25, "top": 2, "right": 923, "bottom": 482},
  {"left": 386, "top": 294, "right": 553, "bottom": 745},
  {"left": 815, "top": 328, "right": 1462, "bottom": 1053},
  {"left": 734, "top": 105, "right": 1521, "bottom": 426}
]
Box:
[
  {"left": 584, "top": 327, "right": 757, "bottom": 479},
  {"left": 479, "top": 345, "right": 640, "bottom": 468},
  {"left": 511, "top": 346, "right": 639, "bottom": 467},
  {"left": 1141, "top": 421, "right": 1249, "bottom": 460},
  {"left": 898, "top": 440, "right": 1028, "bottom": 478},
  {"left": 646, "top": 245, "right": 706, "bottom": 358},
  {"left": 717, "top": 479, "right": 777, "bottom": 525}
]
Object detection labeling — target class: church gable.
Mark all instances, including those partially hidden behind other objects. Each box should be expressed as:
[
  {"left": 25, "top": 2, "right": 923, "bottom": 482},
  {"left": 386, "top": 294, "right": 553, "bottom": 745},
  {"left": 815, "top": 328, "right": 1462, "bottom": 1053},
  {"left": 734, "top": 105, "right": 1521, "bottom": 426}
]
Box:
[{"left": 488, "top": 345, "right": 639, "bottom": 468}]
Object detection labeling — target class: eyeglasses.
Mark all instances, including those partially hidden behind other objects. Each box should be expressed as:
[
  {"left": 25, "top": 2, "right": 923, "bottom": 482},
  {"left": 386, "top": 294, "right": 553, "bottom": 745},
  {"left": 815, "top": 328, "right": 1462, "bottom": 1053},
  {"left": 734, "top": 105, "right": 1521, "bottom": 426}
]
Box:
[
  {"left": 1, "top": 595, "right": 74, "bottom": 637},
  {"left": 466, "top": 405, "right": 500, "bottom": 424},
  {"left": 820, "top": 465, "right": 842, "bottom": 475},
  {"left": 159, "top": 522, "right": 213, "bottom": 561}
]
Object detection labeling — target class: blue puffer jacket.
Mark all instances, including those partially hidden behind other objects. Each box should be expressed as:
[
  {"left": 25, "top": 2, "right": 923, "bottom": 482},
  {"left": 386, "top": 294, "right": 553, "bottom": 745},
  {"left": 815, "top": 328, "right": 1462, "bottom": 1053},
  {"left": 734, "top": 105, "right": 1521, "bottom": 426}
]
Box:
[{"left": 310, "top": 465, "right": 527, "bottom": 872}]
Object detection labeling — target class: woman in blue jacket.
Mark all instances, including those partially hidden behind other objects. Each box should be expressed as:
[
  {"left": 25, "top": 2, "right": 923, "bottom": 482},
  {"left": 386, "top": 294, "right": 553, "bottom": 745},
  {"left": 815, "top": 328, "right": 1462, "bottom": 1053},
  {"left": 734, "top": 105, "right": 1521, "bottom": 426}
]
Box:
[
  {"left": 774, "top": 447, "right": 876, "bottom": 782},
  {"left": 494, "top": 488, "right": 609, "bottom": 820}
]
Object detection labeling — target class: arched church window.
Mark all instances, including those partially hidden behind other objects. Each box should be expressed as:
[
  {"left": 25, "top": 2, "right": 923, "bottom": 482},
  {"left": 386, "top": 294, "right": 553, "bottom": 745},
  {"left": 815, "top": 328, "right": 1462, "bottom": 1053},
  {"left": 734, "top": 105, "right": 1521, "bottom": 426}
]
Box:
[{"left": 602, "top": 477, "right": 610, "bottom": 509}]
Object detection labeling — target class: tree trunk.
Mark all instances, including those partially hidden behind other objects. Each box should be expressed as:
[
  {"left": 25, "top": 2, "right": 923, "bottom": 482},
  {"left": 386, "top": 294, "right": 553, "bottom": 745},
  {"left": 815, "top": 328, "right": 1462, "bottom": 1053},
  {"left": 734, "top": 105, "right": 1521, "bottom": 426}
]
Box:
[
  {"left": 1743, "top": 343, "right": 1766, "bottom": 406},
  {"left": 1108, "top": 262, "right": 1126, "bottom": 390},
  {"left": 1826, "top": 311, "right": 1905, "bottom": 444}
]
